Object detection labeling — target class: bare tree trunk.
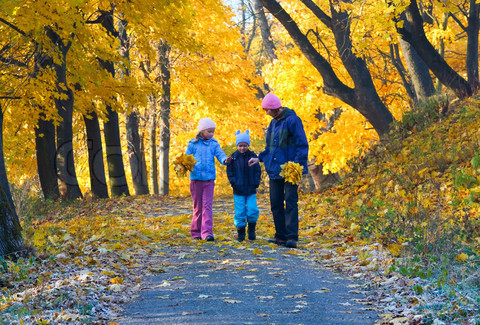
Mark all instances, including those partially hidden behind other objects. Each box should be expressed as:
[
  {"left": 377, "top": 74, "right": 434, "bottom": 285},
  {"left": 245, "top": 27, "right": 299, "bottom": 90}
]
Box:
[
  {"left": 308, "top": 161, "right": 340, "bottom": 190},
  {"left": 466, "top": 0, "right": 480, "bottom": 90},
  {"left": 103, "top": 102, "right": 130, "bottom": 197},
  {"left": 35, "top": 114, "right": 60, "bottom": 200},
  {"left": 83, "top": 112, "right": 109, "bottom": 198},
  {"left": 0, "top": 108, "right": 15, "bottom": 212},
  {"left": 0, "top": 108, "right": 25, "bottom": 259},
  {"left": 254, "top": 0, "right": 277, "bottom": 61},
  {"left": 158, "top": 41, "right": 171, "bottom": 196},
  {"left": 45, "top": 28, "right": 83, "bottom": 200},
  {"left": 126, "top": 111, "right": 149, "bottom": 195},
  {"left": 118, "top": 18, "right": 149, "bottom": 195},
  {"left": 148, "top": 96, "right": 158, "bottom": 195},
  {"left": 398, "top": 34, "right": 435, "bottom": 101}
]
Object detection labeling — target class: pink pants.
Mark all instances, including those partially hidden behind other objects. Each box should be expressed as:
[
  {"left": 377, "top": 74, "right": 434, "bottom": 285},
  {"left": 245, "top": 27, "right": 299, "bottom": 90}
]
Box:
[{"left": 190, "top": 180, "right": 215, "bottom": 239}]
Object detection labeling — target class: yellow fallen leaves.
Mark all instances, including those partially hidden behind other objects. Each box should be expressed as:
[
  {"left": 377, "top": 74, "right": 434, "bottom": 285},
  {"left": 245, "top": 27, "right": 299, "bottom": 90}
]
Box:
[
  {"left": 174, "top": 153, "right": 196, "bottom": 176},
  {"left": 455, "top": 253, "right": 468, "bottom": 262},
  {"left": 280, "top": 162, "right": 303, "bottom": 185}
]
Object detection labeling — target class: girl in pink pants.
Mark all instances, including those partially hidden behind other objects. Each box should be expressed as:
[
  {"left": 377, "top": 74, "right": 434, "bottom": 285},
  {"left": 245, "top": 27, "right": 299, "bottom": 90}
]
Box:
[{"left": 185, "top": 118, "right": 231, "bottom": 241}]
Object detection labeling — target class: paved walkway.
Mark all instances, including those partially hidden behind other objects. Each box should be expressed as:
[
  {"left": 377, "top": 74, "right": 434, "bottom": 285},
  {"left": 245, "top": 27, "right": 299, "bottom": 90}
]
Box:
[{"left": 117, "top": 243, "right": 379, "bottom": 324}]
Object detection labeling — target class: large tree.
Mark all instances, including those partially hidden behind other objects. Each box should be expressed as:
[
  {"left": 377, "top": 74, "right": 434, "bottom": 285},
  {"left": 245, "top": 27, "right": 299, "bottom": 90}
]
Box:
[
  {"left": 260, "top": 0, "right": 394, "bottom": 135},
  {"left": 396, "top": 0, "right": 473, "bottom": 99}
]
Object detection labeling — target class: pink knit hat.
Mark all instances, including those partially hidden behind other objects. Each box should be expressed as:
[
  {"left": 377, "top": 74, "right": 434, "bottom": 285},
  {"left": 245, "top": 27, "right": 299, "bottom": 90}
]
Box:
[{"left": 261, "top": 93, "right": 282, "bottom": 109}]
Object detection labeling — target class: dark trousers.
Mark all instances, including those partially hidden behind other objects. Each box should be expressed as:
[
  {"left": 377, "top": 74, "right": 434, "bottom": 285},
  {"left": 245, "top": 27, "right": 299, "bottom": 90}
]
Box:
[{"left": 269, "top": 178, "right": 299, "bottom": 241}]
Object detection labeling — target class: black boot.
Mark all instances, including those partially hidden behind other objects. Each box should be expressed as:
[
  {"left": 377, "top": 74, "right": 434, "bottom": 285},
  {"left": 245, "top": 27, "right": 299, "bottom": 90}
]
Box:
[
  {"left": 237, "top": 227, "right": 246, "bottom": 242},
  {"left": 247, "top": 223, "right": 256, "bottom": 240}
]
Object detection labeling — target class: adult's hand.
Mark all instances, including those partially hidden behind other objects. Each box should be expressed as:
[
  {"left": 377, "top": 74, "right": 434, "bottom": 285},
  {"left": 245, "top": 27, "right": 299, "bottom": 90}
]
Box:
[{"left": 248, "top": 158, "right": 259, "bottom": 166}]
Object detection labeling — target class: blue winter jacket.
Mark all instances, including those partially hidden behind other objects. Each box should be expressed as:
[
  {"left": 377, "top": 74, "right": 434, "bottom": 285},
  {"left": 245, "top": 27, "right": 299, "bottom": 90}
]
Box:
[
  {"left": 186, "top": 137, "right": 228, "bottom": 181},
  {"left": 227, "top": 150, "right": 261, "bottom": 196},
  {"left": 258, "top": 107, "right": 309, "bottom": 179}
]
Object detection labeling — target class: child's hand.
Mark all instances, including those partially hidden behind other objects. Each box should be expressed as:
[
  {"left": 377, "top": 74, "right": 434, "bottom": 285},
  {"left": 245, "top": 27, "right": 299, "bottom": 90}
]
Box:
[
  {"left": 224, "top": 156, "right": 232, "bottom": 164},
  {"left": 248, "top": 158, "right": 259, "bottom": 166}
]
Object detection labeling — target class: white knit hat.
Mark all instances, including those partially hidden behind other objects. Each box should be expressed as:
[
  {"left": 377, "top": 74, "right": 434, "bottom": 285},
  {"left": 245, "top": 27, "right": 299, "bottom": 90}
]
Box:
[{"left": 198, "top": 118, "right": 216, "bottom": 132}]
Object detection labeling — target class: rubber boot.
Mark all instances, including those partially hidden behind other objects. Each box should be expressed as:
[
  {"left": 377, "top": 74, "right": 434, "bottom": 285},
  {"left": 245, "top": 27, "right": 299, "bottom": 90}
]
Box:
[
  {"left": 237, "top": 227, "right": 246, "bottom": 242},
  {"left": 247, "top": 223, "right": 256, "bottom": 240}
]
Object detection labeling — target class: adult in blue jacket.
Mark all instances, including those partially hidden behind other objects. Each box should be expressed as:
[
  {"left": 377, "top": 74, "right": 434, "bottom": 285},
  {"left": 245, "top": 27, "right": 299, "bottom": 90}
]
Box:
[{"left": 248, "top": 93, "right": 309, "bottom": 248}]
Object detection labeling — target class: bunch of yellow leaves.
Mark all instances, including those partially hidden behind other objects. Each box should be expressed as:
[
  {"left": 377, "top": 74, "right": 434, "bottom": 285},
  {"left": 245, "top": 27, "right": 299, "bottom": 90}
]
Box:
[
  {"left": 174, "top": 153, "right": 196, "bottom": 176},
  {"left": 280, "top": 162, "right": 303, "bottom": 185}
]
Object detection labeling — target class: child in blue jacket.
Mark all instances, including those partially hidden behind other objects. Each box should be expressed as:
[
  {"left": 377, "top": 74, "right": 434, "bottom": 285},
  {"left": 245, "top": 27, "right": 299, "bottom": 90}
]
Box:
[
  {"left": 186, "top": 117, "right": 231, "bottom": 241},
  {"left": 227, "top": 130, "right": 261, "bottom": 242}
]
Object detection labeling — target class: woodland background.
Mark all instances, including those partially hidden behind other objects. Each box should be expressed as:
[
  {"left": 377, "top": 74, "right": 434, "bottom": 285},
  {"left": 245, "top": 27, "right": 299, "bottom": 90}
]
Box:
[{"left": 1, "top": 0, "right": 480, "bottom": 323}]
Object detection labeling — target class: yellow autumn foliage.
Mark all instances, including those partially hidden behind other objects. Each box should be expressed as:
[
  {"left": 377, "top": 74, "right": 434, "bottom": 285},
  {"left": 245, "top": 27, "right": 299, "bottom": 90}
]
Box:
[
  {"left": 279, "top": 162, "right": 303, "bottom": 185},
  {"left": 173, "top": 153, "right": 196, "bottom": 177}
]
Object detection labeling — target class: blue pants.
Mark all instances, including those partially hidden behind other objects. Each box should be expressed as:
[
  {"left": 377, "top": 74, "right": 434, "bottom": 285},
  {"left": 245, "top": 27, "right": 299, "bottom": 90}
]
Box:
[
  {"left": 233, "top": 194, "right": 259, "bottom": 228},
  {"left": 269, "top": 179, "right": 299, "bottom": 241}
]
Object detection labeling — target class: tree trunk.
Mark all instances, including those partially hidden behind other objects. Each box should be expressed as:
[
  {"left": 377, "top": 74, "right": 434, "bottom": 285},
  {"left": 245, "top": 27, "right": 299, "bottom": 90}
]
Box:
[
  {"left": 0, "top": 186, "right": 25, "bottom": 259},
  {"left": 126, "top": 112, "right": 149, "bottom": 195},
  {"left": 45, "top": 28, "right": 83, "bottom": 200},
  {"left": 254, "top": 0, "right": 277, "bottom": 61},
  {"left": 398, "top": 0, "right": 472, "bottom": 99},
  {"left": 466, "top": 0, "right": 480, "bottom": 90},
  {"left": 398, "top": 35, "right": 435, "bottom": 101},
  {"left": 0, "top": 108, "right": 16, "bottom": 213},
  {"left": 308, "top": 161, "right": 340, "bottom": 190},
  {"left": 0, "top": 109, "right": 25, "bottom": 259},
  {"left": 119, "top": 18, "right": 149, "bottom": 196},
  {"left": 261, "top": 0, "right": 393, "bottom": 136},
  {"left": 103, "top": 104, "right": 130, "bottom": 197},
  {"left": 148, "top": 96, "right": 158, "bottom": 195},
  {"left": 83, "top": 112, "right": 109, "bottom": 198},
  {"left": 35, "top": 113, "right": 60, "bottom": 200},
  {"left": 158, "top": 41, "right": 171, "bottom": 196}
]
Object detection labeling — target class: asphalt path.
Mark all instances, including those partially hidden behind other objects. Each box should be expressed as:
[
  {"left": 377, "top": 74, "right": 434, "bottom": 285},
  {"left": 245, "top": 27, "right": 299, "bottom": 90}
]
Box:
[{"left": 117, "top": 242, "right": 379, "bottom": 325}]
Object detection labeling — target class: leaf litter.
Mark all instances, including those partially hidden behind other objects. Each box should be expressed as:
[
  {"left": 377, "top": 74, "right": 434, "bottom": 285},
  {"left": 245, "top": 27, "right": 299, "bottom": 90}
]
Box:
[{"left": 1, "top": 184, "right": 473, "bottom": 324}]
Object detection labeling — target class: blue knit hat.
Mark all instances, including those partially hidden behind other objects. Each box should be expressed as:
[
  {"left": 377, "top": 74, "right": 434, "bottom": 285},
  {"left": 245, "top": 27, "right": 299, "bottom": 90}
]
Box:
[{"left": 235, "top": 130, "right": 250, "bottom": 146}]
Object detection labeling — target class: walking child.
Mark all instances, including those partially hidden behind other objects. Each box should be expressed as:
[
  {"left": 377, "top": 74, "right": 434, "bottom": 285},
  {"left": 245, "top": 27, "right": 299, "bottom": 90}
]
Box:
[
  {"left": 186, "top": 117, "right": 231, "bottom": 241},
  {"left": 227, "top": 130, "right": 261, "bottom": 242}
]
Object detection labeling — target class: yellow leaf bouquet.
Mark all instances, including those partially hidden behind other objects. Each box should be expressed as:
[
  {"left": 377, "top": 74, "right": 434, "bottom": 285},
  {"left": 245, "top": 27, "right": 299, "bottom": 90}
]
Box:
[
  {"left": 280, "top": 161, "right": 303, "bottom": 185},
  {"left": 174, "top": 153, "right": 196, "bottom": 176}
]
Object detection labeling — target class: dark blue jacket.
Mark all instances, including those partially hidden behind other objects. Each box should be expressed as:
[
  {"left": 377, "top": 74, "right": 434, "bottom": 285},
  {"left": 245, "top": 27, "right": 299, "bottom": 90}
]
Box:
[
  {"left": 258, "top": 107, "right": 309, "bottom": 180},
  {"left": 227, "top": 150, "right": 261, "bottom": 196}
]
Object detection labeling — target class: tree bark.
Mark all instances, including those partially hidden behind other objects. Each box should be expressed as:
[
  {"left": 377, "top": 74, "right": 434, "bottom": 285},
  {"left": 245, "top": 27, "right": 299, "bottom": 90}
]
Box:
[
  {"left": 308, "top": 161, "right": 340, "bottom": 189},
  {"left": 45, "top": 27, "right": 83, "bottom": 200},
  {"left": 35, "top": 113, "right": 60, "bottom": 200},
  {"left": 119, "top": 18, "right": 149, "bottom": 195},
  {"left": 254, "top": 0, "right": 277, "bottom": 61},
  {"left": 398, "top": 38, "right": 435, "bottom": 101},
  {"left": 398, "top": 0, "right": 472, "bottom": 99},
  {"left": 103, "top": 100, "right": 130, "bottom": 197},
  {"left": 0, "top": 108, "right": 25, "bottom": 259},
  {"left": 83, "top": 112, "right": 109, "bottom": 198},
  {"left": 148, "top": 96, "right": 159, "bottom": 195},
  {"left": 466, "top": 0, "right": 480, "bottom": 90},
  {"left": 126, "top": 111, "right": 149, "bottom": 195},
  {"left": 260, "top": 0, "right": 393, "bottom": 136},
  {"left": 158, "top": 41, "right": 171, "bottom": 196},
  {"left": 0, "top": 107, "right": 15, "bottom": 213}
]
